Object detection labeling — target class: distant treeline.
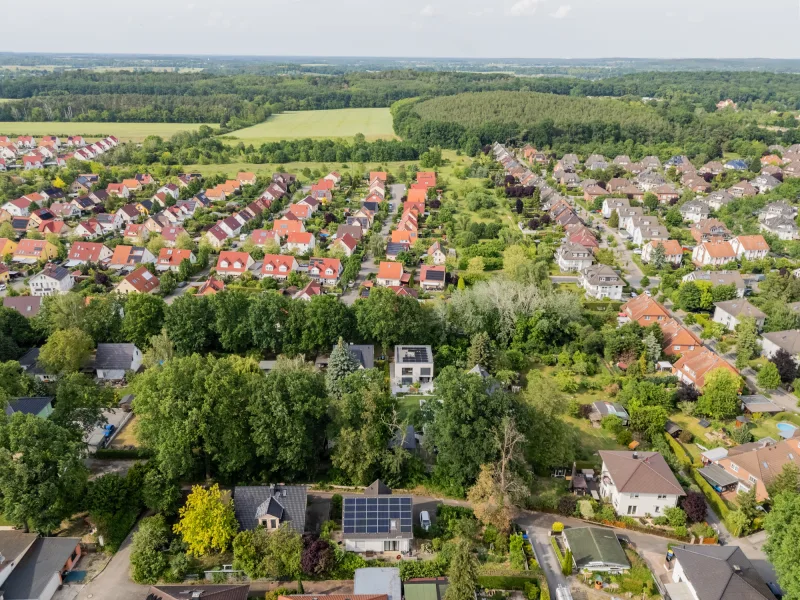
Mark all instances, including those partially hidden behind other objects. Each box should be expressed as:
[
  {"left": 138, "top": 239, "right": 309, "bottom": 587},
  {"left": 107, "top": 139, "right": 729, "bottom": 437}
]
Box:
[
  {"left": 6, "top": 70, "right": 800, "bottom": 125},
  {"left": 393, "top": 91, "right": 800, "bottom": 161}
]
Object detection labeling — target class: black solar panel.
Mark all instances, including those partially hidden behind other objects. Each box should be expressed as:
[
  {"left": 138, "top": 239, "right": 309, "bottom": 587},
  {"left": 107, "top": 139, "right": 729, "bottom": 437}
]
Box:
[
  {"left": 342, "top": 496, "right": 413, "bottom": 534},
  {"left": 398, "top": 347, "right": 431, "bottom": 363}
]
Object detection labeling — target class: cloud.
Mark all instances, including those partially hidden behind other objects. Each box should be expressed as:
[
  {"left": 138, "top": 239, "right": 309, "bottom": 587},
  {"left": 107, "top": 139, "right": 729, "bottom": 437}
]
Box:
[
  {"left": 468, "top": 7, "right": 494, "bottom": 16},
  {"left": 508, "top": 0, "right": 541, "bottom": 16},
  {"left": 420, "top": 4, "right": 438, "bottom": 16},
  {"left": 550, "top": 5, "right": 571, "bottom": 18}
]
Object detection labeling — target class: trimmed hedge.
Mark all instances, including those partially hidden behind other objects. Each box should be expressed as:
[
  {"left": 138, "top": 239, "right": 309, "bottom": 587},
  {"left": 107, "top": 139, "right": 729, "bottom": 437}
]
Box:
[
  {"left": 478, "top": 575, "right": 539, "bottom": 590},
  {"left": 550, "top": 537, "right": 565, "bottom": 562},
  {"left": 690, "top": 467, "right": 731, "bottom": 519},
  {"left": 93, "top": 448, "right": 152, "bottom": 459},
  {"left": 664, "top": 433, "right": 694, "bottom": 468}
]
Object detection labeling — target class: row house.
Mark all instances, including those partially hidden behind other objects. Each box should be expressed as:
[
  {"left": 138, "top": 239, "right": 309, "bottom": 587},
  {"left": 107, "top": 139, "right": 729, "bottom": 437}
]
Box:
[
  {"left": 261, "top": 254, "right": 299, "bottom": 280},
  {"left": 673, "top": 348, "right": 739, "bottom": 389},
  {"left": 692, "top": 239, "right": 736, "bottom": 267},
  {"left": 216, "top": 251, "right": 254, "bottom": 277},
  {"left": 690, "top": 218, "right": 730, "bottom": 243},
  {"left": 556, "top": 242, "right": 594, "bottom": 273},
  {"left": 66, "top": 242, "right": 112, "bottom": 266},
  {"left": 640, "top": 239, "right": 683, "bottom": 265},
  {"left": 308, "top": 257, "right": 343, "bottom": 286},
  {"left": 730, "top": 235, "right": 769, "bottom": 260}
]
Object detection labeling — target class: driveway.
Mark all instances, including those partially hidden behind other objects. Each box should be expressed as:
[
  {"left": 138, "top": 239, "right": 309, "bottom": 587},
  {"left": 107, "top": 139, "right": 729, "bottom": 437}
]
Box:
[{"left": 74, "top": 524, "right": 149, "bottom": 600}]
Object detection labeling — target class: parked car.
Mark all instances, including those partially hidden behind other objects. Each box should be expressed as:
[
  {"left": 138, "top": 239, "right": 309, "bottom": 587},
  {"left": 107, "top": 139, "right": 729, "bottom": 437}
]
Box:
[{"left": 419, "top": 510, "right": 431, "bottom": 531}]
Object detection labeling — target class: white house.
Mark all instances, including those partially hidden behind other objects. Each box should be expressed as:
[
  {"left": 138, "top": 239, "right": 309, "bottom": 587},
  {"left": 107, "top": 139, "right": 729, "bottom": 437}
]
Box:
[
  {"left": 730, "top": 235, "right": 769, "bottom": 260},
  {"left": 761, "top": 330, "right": 800, "bottom": 360},
  {"left": 760, "top": 216, "right": 798, "bottom": 240},
  {"left": 342, "top": 480, "right": 413, "bottom": 554},
  {"left": 556, "top": 242, "right": 594, "bottom": 272},
  {"left": 95, "top": 343, "right": 142, "bottom": 380},
  {"left": 602, "top": 198, "right": 630, "bottom": 219},
  {"left": 632, "top": 223, "right": 669, "bottom": 247},
  {"left": 29, "top": 264, "right": 74, "bottom": 297},
  {"left": 712, "top": 299, "right": 767, "bottom": 331},
  {"left": 668, "top": 546, "right": 776, "bottom": 600},
  {"left": 598, "top": 450, "right": 684, "bottom": 518},
  {"left": 283, "top": 232, "right": 316, "bottom": 254},
  {"left": 641, "top": 239, "right": 683, "bottom": 265},
  {"left": 679, "top": 200, "right": 710, "bottom": 223},
  {"left": 392, "top": 345, "right": 434, "bottom": 393},
  {"left": 580, "top": 265, "right": 623, "bottom": 300},
  {"left": 692, "top": 240, "right": 736, "bottom": 267}
]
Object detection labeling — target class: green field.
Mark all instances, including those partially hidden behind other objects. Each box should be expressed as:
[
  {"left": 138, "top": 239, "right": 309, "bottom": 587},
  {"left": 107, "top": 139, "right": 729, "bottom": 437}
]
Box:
[
  {"left": 224, "top": 108, "right": 398, "bottom": 143},
  {"left": 0, "top": 122, "right": 218, "bottom": 142}
]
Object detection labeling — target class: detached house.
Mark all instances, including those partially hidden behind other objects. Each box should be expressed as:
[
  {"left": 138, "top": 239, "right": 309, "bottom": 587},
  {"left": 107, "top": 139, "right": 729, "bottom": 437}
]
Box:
[
  {"left": 673, "top": 348, "right": 739, "bottom": 389},
  {"left": 116, "top": 267, "right": 160, "bottom": 295},
  {"left": 29, "top": 264, "right": 74, "bottom": 296},
  {"left": 377, "top": 261, "right": 404, "bottom": 287},
  {"left": 232, "top": 485, "right": 307, "bottom": 533},
  {"left": 284, "top": 232, "right": 316, "bottom": 254},
  {"left": 342, "top": 480, "right": 413, "bottom": 553},
  {"left": 261, "top": 254, "right": 298, "bottom": 280},
  {"left": 706, "top": 190, "right": 734, "bottom": 211},
  {"left": 679, "top": 200, "right": 710, "bottom": 223},
  {"left": 308, "top": 257, "right": 343, "bottom": 287},
  {"left": 760, "top": 216, "right": 798, "bottom": 240},
  {"left": 713, "top": 299, "right": 767, "bottom": 331},
  {"left": 156, "top": 248, "right": 196, "bottom": 272},
  {"left": 216, "top": 251, "right": 254, "bottom": 277},
  {"left": 331, "top": 233, "right": 359, "bottom": 257},
  {"left": 761, "top": 330, "right": 800, "bottom": 360},
  {"left": 690, "top": 219, "right": 730, "bottom": 243},
  {"left": 12, "top": 240, "right": 58, "bottom": 264},
  {"left": 619, "top": 294, "right": 670, "bottom": 326},
  {"left": 419, "top": 265, "right": 446, "bottom": 291},
  {"left": 109, "top": 245, "right": 156, "bottom": 269},
  {"left": 730, "top": 180, "right": 757, "bottom": 198},
  {"left": 556, "top": 242, "right": 594, "bottom": 273},
  {"left": 730, "top": 235, "right": 769, "bottom": 260},
  {"left": 598, "top": 450, "right": 684, "bottom": 517},
  {"left": 67, "top": 242, "right": 112, "bottom": 266},
  {"left": 580, "top": 265, "right": 623, "bottom": 300},
  {"left": 641, "top": 239, "right": 683, "bottom": 265},
  {"left": 95, "top": 343, "right": 142, "bottom": 380}
]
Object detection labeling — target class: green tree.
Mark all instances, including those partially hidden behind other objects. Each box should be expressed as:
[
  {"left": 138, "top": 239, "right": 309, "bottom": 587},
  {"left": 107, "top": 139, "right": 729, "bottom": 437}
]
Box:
[
  {"left": 651, "top": 242, "right": 667, "bottom": 270},
  {"left": 768, "top": 463, "right": 800, "bottom": 498},
  {"left": 249, "top": 360, "right": 329, "bottom": 478},
  {"left": 38, "top": 327, "right": 93, "bottom": 374},
  {"left": 165, "top": 294, "right": 216, "bottom": 354},
  {"left": 677, "top": 282, "right": 702, "bottom": 312},
  {"left": 697, "top": 368, "right": 740, "bottom": 419},
  {"left": 444, "top": 539, "right": 479, "bottom": 600},
  {"left": 628, "top": 402, "right": 668, "bottom": 437},
  {"left": 212, "top": 290, "right": 254, "bottom": 353},
  {"left": 142, "top": 330, "right": 175, "bottom": 369},
  {"left": 735, "top": 317, "right": 761, "bottom": 369},
  {"left": 174, "top": 484, "right": 238, "bottom": 557},
  {"left": 0, "top": 414, "right": 88, "bottom": 533},
  {"left": 142, "top": 467, "right": 182, "bottom": 515},
  {"left": 757, "top": 361, "right": 781, "bottom": 390},
  {"left": 248, "top": 292, "right": 289, "bottom": 353},
  {"left": 643, "top": 192, "right": 659, "bottom": 212},
  {"left": 130, "top": 515, "right": 171, "bottom": 584},
  {"left": 299, "top": 295, "right": 353, "bottom": 354},
  {"left": 764, "top": 489, "right": 800, "bottom": 599},
  {"left": 122, "top": 293, "right": 166, "bottom": 349},
  {"left": 355, "top": 286, "right": 427, "bottom": 353},
  {"left": 0, "top": 307, "right": 38, "bottom": 361},
  {"left": 608, "top": 211, "right": 619, "bottom": 229},
  {"left": 466, "top": 331, "right": 494, "bottom": 371},
  {"left": 51, "top": 373, "right": 114, "bottom": 435},
  {"left": 326, "top": 338, "right": 361, "bottom": 396}
]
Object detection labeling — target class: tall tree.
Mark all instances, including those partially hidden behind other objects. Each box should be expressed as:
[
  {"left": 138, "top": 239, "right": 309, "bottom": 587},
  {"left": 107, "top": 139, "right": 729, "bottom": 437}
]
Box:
[
  {"left": 466, "top": 331, "right": 494, "bottom": 371},
  {"left": 355, "top": 286, "right": 428, "bottom": 352},
  {"left": 757, "top": 362, "right": 781, "bottom": 390},
  {"left": 0, "top": 414, "right": 88, "bottom": 533},
  {"left": 445, "top": 539, "right": 480, "bottom": 600},
  {"left": 212, "top": 290, "right": 253, "bottom": 353},
  {"left": 735, "top": 317, "right": 760, "bottom": 369},
  {"left": 130, "top": 515, "right": 170, "bottom": 584},
  {"left": 165, "top": 294, "right": 216, "bottom": 355},
  {"left": 326, "top": 338, "right": 361, "bottom": 396},
  {"left": 248, "top": 292, "right": 289, "bottom": 353},
  {"left": 764, "top": 491, "right": 800, "bottom": 600},
  {"left": 697, "top": 368, "right": 740, "bottom": 419},
  {"left": 38, "top": 327, "right": 93, "bottom": 374},
  {"left": 768, "top": 463, "right": 800, "bottom": 498},
  {"left": 174, "top": 484, "right": 238, "bottom": 557},
  {"left": 651, "top": 242, "right": 667, "bottom": 270},
  {"left": 122, "top": 293, "right": 166, "bottom": 349},
  {"left": 0, "top": 306, "right": 38, "bottom": 360},
  {"left": 51, "top": 372, "right": 114, "bottom": 435},
  {"left": 771, "top": 349, "right": 798, "bottom": 385}
]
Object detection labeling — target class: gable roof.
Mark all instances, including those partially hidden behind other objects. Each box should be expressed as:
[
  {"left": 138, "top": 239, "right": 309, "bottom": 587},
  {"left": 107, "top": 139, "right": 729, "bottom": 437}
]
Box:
[
  {"left": 5, "top": 396, "right": 53, "bottom": 417},
  {"left": 95, "top": 343, "right": 139, "bottom": 370},
  {"left": 762, "top": 330, "right": 800, "bottom": 355},
  {"left": 714, "top": 299, "right": 766, "bottom": 320},
  {"left": 3, "top": 296, "right": 42, "bottom": 317},
  {"left": 734, "top": 235, "right": 769, "bottom": 252},
  {"left": 598, "top": 450, "right": 684, "bottom": 495},
  {"left": 563, "top": 527, "right": 630, "bottom": 570},
  {"left": 649, "top": 239, "right": 683, "bottom": 255},
  {"left": 378, "top": 261, "right": 403, "bottom": 280},
  {"left": 122, "top": 267, "right": 160, "bottom": 293},
  {"left": 671, "top": 545, "right": 776, "bottom": 600},
  {"left": 147, "top": 584, "right": 250, "bottom": 600},
  {"left": 1, "top": 537, "right": 81, "bottom": 600},
  {"left": 232, "top": 485, "right": 307, "bottom": 532}
]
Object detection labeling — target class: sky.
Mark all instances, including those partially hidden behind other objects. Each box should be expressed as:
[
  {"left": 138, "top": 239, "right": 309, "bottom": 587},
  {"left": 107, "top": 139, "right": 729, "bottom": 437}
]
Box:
[{"left": 5, "top": 0, "right": 800, "bottom": 59}]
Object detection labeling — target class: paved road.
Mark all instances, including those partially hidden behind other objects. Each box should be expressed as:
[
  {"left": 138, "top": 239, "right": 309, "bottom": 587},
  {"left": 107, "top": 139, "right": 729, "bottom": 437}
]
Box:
[
  {"left": 74, "top": 524, "right": 148, "bottom": 600},
  {"left": 341, "top": 183, "right": 404, "bottom": 305}
]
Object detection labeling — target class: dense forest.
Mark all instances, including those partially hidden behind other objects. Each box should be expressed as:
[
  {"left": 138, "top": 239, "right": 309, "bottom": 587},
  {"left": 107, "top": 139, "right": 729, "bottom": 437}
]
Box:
[
  {"left": 6, "top": 70, "right": 800, "bottom": 124},
  {"left": 393, "top": 91, "right": 800, "bottom": 161}
]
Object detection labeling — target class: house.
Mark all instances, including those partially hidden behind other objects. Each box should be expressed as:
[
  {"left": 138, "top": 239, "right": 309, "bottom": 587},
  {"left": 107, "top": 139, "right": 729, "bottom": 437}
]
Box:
[
  {"left": 5, "top": 396, "right": 54, "bottom": 419},
  {"left": 393, "top": 345, "right": 434, "bottom": 392},
  {"left": 0, "top": 264, "right": 8, "bottom": 285},
  {"left": 706, "top": 190, "right": 734, "bottom": 211},
  {"left": 761, "top": 330, "right": 800, "bottom": 360},
  {"left": 556, "top": 242, "right": 594, "bottom": 273},
  {"left": 673, "top": 349, "right": 739, "bottom": 389},
  {"left": 22, "top": 154, "right": 44, "bottom": 170},
  {"left": 692, "top": 240, "right": 736, "bottom": 267},
  {"left": 713, "top": 299, "right": 767, "bottom": 331},
  {"left": 273, "top": 217, "right": 306, "bottom": 238},
  {"left": 95, "top": 212, "right": 124, "bottom": 233},
  {"left": 725, "top": 159, "right": 749, "bottom": 171},
  {"left": 583, "top": 184, "right": 609, "bottom": 203},
  {"left": 342, "top": 480, "right": 413, "bottom": 553},
  {"left": 197, "top": 276, "right": 225, "bottom": 296},
  {"left": 563, "top": 527, "right": 630, "bottom": 574},
  {"left": 216, "top": 251, "right": 254, "bottom": 277},
  {"left": 660, "top": 319, "right": 703, "bottom": 357},
  {"left": 251, "top": 229, "right": 282, "bottom": 248},
  {"left": 12, "top": 240, "right": 59, "bottom": 264},
  {"left": 308, "top": 257, "right": 342, "bottom": 287},
  {"left": 0, "top": 238, "right": 18, "bottom": 259},
  {"left": 729, "top": 180, "right": 757, "bottom": 198},
  {"left": 682, "top": 270, "right": 746, "bottom": 298},
  {"left": 2, "top": 198, "right": 33, "bottom": 217},
  {"left": 377, "top": 262, "right": 404, "bottom": 287},
  {"left": 715, "top": 436, "right": 800, "bottom": 502},
  {"left": 590, "top": 402, "right": 629, "bottom": 426},
  {"left": 116, "top": 204, "right": 140, "bottom": 225},
  {"left": 654, "top": 184, "right": 680, "bottom": 203},
  {"left": 752, "top": 174, "right": 781, "bottom": 193},
  {"left": 106, "top": 183, "right": 129, "bottom": 198},
  {"left": 146, "top": 585, "right": 250, "bottom": 600},
  {"left": 156, "top": 248, "right": 195, "bottom": 272},
  {"left": 47, "top": 202, "right": 79, "bottom": 219},
  {"left": 419, "top": 265, "right": 446, "bottom": 291},
  {"left": 27, "top": 263, "right": 73, "bottom": 297},
  {"left": 160, "top": 226, "right": 187, "bottom": 247},
  {"left": 598, "top": 450, "right": 684, "bottom": 517},
  {"left": 641, "top": 239, "right": 683, "bottom": 265},
  {"left": 116, "top": 267, "right": 160, "bottom": 295},
  {"left": 3, "top": 296, "right": 42, "bottom": 318},
  {"left": 668, "top": 545, "right": 777, "bottom": 600},
  {"left": 288, "top": 204, "right": 312, "bottom": 221},
  {"left": 679, "top": 200, "right": 710, "bottom": 223},
  {"left": 700, "top": 161, "right": 725, "bottom": 176},
  {"left": 294, "top": 281, "right": 323, "bottom": 301},
  {"left": 580, "top": 265, "right": 623, "bottom": 300},
  {"left": 730, "top": 235, "right": 769, "bottom": 260},
  {"left": 759, "top": 201, "right": 796, "bottom": 221},
  {"left": 619, "top": 295, "right": 670, "bottom": 326},
  {"left": 284, "top": 232, "right": 316, "bottom": 254},
  {"left": 386, "top": 242, "right": 410, "bottom": 261},
  {"left": 427, "top": 242, "right": 446, "bottom": 265},
  {"left": 219, "top": 215, "right": 245, "bottom": 238},
  {"left": 94, "top": 343, "right": 142, "bottom": 380},
  {"left": 760, "top": 216, "right": 798, "bottom": 240},
  {"left": 261, "top": 254, "right": 299, "bottom": 280},
  {"left": 331, "top": 233, "right": 359, "bottom": 257},
  {"left": 232, "top": 485, "right": 307, "bottom": 532},
  {"left": 205, "top": 224, "right": 229, "bottom": 249},
  {"left": 236, "top": 171, "right": 257, "bottom": 187},
  {"left": 0, "top": 533, "right": 82, "bottom": 600},
  {"left": 123, "top": 223, "right": 149, "bottom": 244},
  {"left": 602, "top": 198, "right": 629, "bottom": 219},
  {"left": 632, "top": 223, "right": 669, "bottom": 247},
  {"left": 109, "top": 246, "right": 155, "bottom": 269},
  {"left": 73, "top": 219, "right": 103, "bottom": 239}
]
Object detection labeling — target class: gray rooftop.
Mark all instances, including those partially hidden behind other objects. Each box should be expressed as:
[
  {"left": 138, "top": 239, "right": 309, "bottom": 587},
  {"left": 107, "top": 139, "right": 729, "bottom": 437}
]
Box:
[
  {"left": 348, "top": 344, "right": 375, "bottom": 369},
  {"left": 0, "top": 531, "right": 37, "bottom": 578},
  {"left": 232, "top": 485, "right": 307, "bottom": 533},
  {"left": 1, "top": 537, "right": 80, "bottom": 600},
  {"left": 762, "top": 330, "right": 800, "bottom": 355},
  {"left": 714, "top": 299, "right": 766, "bottom": 320},
  {"left": 395, "top": 345, "right": 433, "bottom": 365},
  {"left": 94, "top": 343, "right": 139, "bottom": 370},
  {"left": 671, "top": 545, "right": 776, "bottom": 600},
  {"left": 5, "top": 397, "right": 53, "bottom": 417}
]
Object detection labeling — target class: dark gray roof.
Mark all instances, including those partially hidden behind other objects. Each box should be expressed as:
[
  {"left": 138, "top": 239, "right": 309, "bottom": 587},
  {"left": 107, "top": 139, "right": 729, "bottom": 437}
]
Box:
[
  {"left": 94, "top": 343, "right": 139, "bottom": 370},
  {"left": 386, "top": 242, "right": 409, "bottom": 255},
  {"left": 0, "top": 531, "right": 38, "bottom": 578},
  {"left": 1, "top": 537, "right": 80, "bottom": 600},
  {"left": 348, "top": 344, "right": 375, "bottom": 369},
  {"left": 564, "top": 527, "right": 630, "bottom": 570},
  {"left": 672, "top": 545, "right": 776, "bottom": 600},
  {"left": 665, "top": 420, "right": 683, "bottom": 435},
  {"left": 147, "top": 584, "right": 250, "bottom": 600},
  {"left": 5, "top": 397, "right": 53, "bottom": 417},
  {"left": 365, "top": 479, "right": 392, "bottom": 496},
  {"left": 698, "top": 464, "right": 739, "bottom": 488},
  {"left": 233, "top": 485, "right": 307, "bottom": 533}
]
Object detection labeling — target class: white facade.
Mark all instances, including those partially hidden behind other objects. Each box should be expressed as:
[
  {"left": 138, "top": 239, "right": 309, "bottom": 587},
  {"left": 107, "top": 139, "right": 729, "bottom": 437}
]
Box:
[
  {"left": 29, "top": 272, "right": 74, "bottom": 296},
  {"left": 97, "top": 347, "right": 142, "bottom": 380},
  {"left": 600, "top": 460, "right": 681, "bottom": 517},
  {"left": 345, "top": 538, "right": 411, "bottom": 553}
]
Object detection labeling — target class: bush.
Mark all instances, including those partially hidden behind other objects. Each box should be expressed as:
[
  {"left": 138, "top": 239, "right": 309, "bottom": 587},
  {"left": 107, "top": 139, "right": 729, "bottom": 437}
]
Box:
[
  {"left": 674, "top": 525, "right": 688, "bottom": 538},
  {"left": 616, "top": 430, "right": 633, "bottom": 446},
  {"left": 478, "top": 575, "right": 540, "bottom": 590},
  {"left": 664, "top": 507, "right": 687, "bottom": 528},
  {"left": 601, "top": 415, "right": 624, "bottom": 433},
  {"left": 330, "top": 494, "right": 343, "bottom": 521},
  {"left": 552, "top": 522, "right": 564, "bottom": 533},
  {"left": 399, "top": 558, "right": 448, "bottom": 580},
  {"left": 432, "top": 537, "right": 443, "bottom": 552},
  {"left": 557, "top": 496, "right": 577, "bottom": 517},
  {"left": 510, "top": 534, "right": 526, "bottom": 570},
  {"left": 678, "top": 430, "right": 694, "bottom": 444},
  {"left": 664, "top": 433, "right": 693, "bottom": 468},
  {"left": 653, "top": 516, "right": 669, "bottom": 526},
  {"left": 680, "top": 491, "right": 707, "bottom": 524},
  {"left": 524, "top": 581, "right": 541, "bottom": 600},
  {"left": 691, "top": 522, "right": 715, "bottom": 539},
  {"left": 550, "top": 537, "right": 565, "bottom": 562}
]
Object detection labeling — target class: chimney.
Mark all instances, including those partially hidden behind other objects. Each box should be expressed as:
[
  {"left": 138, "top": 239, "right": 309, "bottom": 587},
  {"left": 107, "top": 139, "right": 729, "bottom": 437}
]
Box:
[
  {"left": 633, "top": 451, "right": 638, "bottom": 459},
  {"left": 733, "top": 565, "right": 742, "bottom": 574}
]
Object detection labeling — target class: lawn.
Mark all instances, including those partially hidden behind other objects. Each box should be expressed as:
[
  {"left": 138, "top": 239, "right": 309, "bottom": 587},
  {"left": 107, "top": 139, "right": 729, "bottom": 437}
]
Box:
[
  {"left": 223, "top": 108, "right": 398, "bottom": 143},
  {"left": 0, "top": 122, "right": 218, "bottom": 142}
]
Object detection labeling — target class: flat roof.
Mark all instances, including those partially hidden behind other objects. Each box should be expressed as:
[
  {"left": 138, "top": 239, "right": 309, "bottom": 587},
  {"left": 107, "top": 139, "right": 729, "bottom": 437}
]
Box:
[{"left": 698, "top": 464, "right": 739, "bottom": 488}]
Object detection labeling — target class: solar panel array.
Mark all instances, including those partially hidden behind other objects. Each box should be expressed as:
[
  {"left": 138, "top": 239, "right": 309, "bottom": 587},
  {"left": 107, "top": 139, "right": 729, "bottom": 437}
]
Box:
[
  {"left": 398, "top": 347, "right": 431, "bottom": 363},
  {"left": 343, "top": 496, "right": 413, "bottom": 535}
]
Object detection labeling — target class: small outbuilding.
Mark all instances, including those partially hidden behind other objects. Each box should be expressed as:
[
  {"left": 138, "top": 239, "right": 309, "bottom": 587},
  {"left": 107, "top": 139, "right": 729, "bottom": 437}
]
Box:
[{"left": 563, "top": 527, "right": 630, "bottom": 573}]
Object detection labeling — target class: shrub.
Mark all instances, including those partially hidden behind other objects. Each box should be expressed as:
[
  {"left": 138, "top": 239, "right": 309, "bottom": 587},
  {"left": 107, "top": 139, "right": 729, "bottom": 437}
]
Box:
[
  {"left": 561, "top": 549, "right": 573, "bottom": 575},
  {"left": 680, "top": 491, "right": 707, "bottom": 524},
  {"left": 330, "top": 494, "right": 343, "bottom": 521},
  {"left": 524, "top": 581, "right": 540, "bottom": 600},
  {"left": 601, "top": 415, "right": 624, "bottom": 433},
  {"left": 653, "top": 516, "right": 669, "bottom": 526},
  {"left": 540, "top": 580, "right": 550, "bottom": 600},
  {"left": 552, "top": 522, "right": 564, "bottom": 533},
  {"left": 578, "top": 500, "right": 595, "bottom": 519},
  {"left": 399, "top": 558, "right": 448, "bottom": 580},
  {"left": 557, "top": 496, "right": 577, "bottom": 517},
  {"left": 664, "top": 433, "right": 693, "bottom": 468},
  {"left": 664, "top": 507, "right": 687, "bottom": 528},
  {"left": 678, "top": 430, "right": 694, "bottom": 444},
  {"left": 616, "top": 430, "right": 633, "bottom": 446},
  {"left": 477, "top": 575, "right": 540, "bottom": 590},
  {"left": 432, "top": 537, "right": 443, "bottom": 552},
  {"left": 510, "top": 534, "right": 526, "bottom": 570},
  {"left": 691, "top": 522, "right": 715, "bottom": 539},
  {"left": 674, "top": 525, "right": 688, "bottom": 538}
]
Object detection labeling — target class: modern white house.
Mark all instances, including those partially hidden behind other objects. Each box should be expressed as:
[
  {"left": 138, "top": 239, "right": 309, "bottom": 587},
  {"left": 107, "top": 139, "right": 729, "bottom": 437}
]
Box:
[
  {"left": 598, "top": 450, "right": 684, "bottom": 517},
  {"left": 342, "top": 480, "right": 413, "bottom": 554},
  {"left": 580, "top": 265, "right": 623, "bottom": 300},
  {"left": 392, "top": 345, "right": 434, "bottom": 394},
  {"left": 556, "top": 241, "right": 594, "bottom": 272},
  {"left": 29, "top": 264, "right": 74, "bottom": 297}
]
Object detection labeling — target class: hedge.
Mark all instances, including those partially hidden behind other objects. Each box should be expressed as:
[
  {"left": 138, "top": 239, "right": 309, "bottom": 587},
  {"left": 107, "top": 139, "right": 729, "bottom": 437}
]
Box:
[
  {"left": 93, "top": 448, "right": 152, "bottom": 459},
  {"left": 690, "top": 467, "right": 730, "bottom": 519},
  {"left": 664, "top": 433, "right": 694, "bottom": 469},
  {"left": 550, "top": 537, "right": 565, "bottom": 562},
  {"left": 478, "top": 575, "right": 540, "bottom": 590}
]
